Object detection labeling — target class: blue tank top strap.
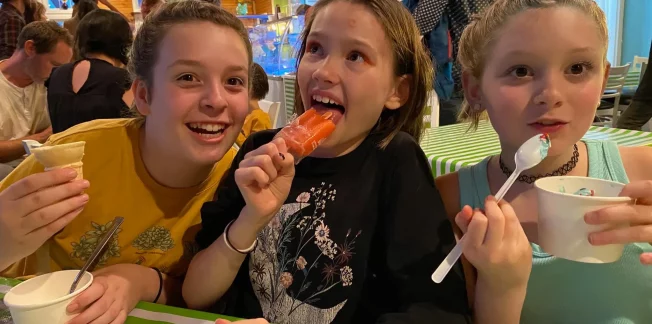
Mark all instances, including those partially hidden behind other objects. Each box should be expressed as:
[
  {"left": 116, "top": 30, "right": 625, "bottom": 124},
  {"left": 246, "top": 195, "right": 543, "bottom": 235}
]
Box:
[
  {"left": 584, "top": 139, "right": 629, "bottom": 184},
  {"left": 457, "top": 157, "right": 492, "bottom": 210}
]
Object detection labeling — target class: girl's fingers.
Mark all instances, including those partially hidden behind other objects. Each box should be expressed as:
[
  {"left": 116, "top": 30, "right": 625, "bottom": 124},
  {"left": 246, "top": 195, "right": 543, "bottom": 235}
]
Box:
[
  {"left": 619, "top": 180, "right": 652, "bottom": 205},
  {"left": 239, "top": 155, "right": 278, "bottom": 181},
  {"left": 15, "top": 179, "right": 89, "bottom": 221},
  {"left": 499, "top": 199, "right": 521, "bottom": 242},
  {"left": 21, "top": 193, "right": 89, "bottom": 233},
  {"left": 585, "top": 204, "right": 651, "bottom": 226},
  {"left": 589, "top": 224, "right": 652, "bottom": 245},
  {"left": 483, "top": 196, "right": 505, "bottom": 250},
  {"left": 455, "top": 205, "right": 474, "bottom": 234},
  {"left": 465, "top": 208, "right": 488, "bottom": 249},
  {"left": 4, "top": 168, "right": 79, "bottom": 200},
  {"left": 640, "top": 252, "right": 652, "bottom": 265},
  {"left": 234, "top": 167, "right": 270, "bottom": 189},
  {"left": 27, "top": 206, "right": 84, "bottom": 243}
]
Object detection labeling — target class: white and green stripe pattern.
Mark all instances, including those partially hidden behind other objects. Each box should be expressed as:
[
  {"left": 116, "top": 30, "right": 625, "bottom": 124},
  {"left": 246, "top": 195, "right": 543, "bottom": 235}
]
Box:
[
  {"left": 0, "top": 277, "right": 240, "bottom": 324},
  {"left": 420, "top": 121, "right": 652, "bottom": 177}
]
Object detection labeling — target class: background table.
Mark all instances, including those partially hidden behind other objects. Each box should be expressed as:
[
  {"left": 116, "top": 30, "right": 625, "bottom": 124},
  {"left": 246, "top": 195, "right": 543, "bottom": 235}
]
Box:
[
  {"left": 0, "top": 277, "right": 238, "bottom": 324},
  {"left": 420, "top": 121, "right": 652, "bottom": 177}
]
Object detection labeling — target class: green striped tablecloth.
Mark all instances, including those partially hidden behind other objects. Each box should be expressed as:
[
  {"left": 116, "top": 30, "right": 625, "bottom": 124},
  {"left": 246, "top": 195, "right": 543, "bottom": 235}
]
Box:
[
  {"left": 0, "top": 277, "right": 239, "bottom": 324},
  {"left": 420, "top": 121, "right": 652, "bottom": 177}
]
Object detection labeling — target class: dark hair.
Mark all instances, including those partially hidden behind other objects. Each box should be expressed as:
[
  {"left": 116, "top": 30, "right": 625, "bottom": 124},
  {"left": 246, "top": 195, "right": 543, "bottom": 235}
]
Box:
[
  {"left": 129, "top": 0, "right": 252, "bottom": 92},
  {"left": 295, "top": 4, "right": 311, "bottom": 15},
  {"left": 250, "top": 63, "right": 269, "bottom": 100},
  {"left": 17, "top": 21, "right": 73, "bottom": 54},
  {"left": 76, "top": 0, "right": 99, "bottom": 20},
  {"left": 294, "top": 0, "right": 433, "bottom": 148},
  {"left": 76, "top": 9, "right": 132, "bottom": 65},
  {"left": 24, "top": 0, "right": 47, "bottom": 24}
]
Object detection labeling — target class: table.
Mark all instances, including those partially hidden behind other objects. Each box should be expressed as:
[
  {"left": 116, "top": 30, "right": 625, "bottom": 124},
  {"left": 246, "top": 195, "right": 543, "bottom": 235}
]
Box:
[
  {"left": 0, "top": 277, "right": 238, "bottom": 324},
  {"left": 420, "top": 121, "right": 652, "bottom": 177}
]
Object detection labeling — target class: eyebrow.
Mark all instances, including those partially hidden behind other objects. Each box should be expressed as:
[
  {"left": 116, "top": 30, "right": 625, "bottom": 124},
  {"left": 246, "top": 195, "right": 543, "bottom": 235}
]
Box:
[
  {"left": 308, "top": 30, "right": 377, "bottom": 53},
  {"left": 167, "top": 59, "right": 248, "bottom": 74},
  {"left": 503, "top": 47, "right": 597, "bottom": 58},
  {"left": 167, "top": 59, "right": 203, "bottom": 69}
]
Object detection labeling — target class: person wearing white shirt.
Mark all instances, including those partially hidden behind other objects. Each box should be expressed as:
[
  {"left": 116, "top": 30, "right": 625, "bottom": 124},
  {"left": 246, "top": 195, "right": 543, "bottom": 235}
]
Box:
[{"left": 0, "top": 20, "right": 72, "bottom": 179}]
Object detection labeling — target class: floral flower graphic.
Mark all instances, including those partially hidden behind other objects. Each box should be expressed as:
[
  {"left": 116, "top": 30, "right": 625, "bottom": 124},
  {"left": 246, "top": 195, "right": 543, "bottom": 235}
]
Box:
[
  {"left": 315, "top": 221, "right": 329, "bottom": 242},
  {"left": 296, "top": 192, "right": 311, "bottom": 203},
  {"left": 296, "top": 256, "right": 307, "bottom": 270},
  {"left": 340, "top": 266, "right": 353, "bottom": 287},
  {"left": 280, "top": 272, "right": 294, "bottom": 289}
]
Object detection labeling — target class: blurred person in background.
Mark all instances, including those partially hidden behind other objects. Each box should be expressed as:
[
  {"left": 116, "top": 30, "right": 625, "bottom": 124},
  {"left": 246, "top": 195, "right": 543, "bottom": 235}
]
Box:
[
  {"left": 140, "top": 0, "right": 162, "bottom": 17},
  {"left": 0, "top": 0, "right": 26, "bottom": 59},
  {"left": 235, "top": 63, "right": 272, "bottom": 147},
  {"left": 63, "top": 0, "right": 98, "bottom": 37},
  {"left": 24, "top": 0, "right": 46, "bottom": 23},
  {"left": 0, "top": 21, "right": 72, "bottom": 179},
  {"left": 47, "top": 9, "right": 133, "bottom": 133},
  {"left": 616, "top": 40, "right": 652, "bottom": 130}
]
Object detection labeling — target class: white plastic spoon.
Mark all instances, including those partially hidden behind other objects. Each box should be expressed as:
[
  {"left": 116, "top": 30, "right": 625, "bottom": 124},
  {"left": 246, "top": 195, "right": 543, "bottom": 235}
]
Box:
[{"left": 431, "top": 133, "right": 551, "bottom": 284}]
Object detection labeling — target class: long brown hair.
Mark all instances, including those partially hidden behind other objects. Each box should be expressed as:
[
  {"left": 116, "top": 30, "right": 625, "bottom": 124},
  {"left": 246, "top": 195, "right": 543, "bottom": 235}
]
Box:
[
  {"left": 457, "top": 0, "right": 608, "bottom": 130},
  {"left": 293, "top": 0, "right": 433, "bottom": 148}
]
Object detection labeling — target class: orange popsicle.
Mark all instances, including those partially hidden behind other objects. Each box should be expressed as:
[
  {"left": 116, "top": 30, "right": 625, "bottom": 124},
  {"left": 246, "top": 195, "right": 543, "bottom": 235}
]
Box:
[{"left": 276, "top": 108, "right": 336, "bottom": 162}]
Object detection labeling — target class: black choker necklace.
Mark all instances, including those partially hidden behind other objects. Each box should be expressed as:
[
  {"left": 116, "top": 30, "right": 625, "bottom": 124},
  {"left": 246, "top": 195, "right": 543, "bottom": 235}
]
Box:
[{"left": 499, "top": 144, "right": 580, "bottom": 184}]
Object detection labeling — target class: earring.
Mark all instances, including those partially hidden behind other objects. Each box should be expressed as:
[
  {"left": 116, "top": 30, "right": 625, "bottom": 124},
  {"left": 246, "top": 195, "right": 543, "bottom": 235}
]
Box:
[{"left": 473, "top": 103, "right": 482, "bottom": 111}]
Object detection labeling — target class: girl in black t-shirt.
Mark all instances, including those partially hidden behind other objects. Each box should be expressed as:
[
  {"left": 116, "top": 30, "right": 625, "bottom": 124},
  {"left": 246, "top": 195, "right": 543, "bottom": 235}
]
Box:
[{"left": 183, "top": 0, "right": 471, "bottom": 323}]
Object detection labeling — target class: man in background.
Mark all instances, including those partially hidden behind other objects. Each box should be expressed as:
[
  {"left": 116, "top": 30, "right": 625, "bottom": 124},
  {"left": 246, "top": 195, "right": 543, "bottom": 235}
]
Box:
[
  {"left": 616, "top": 41, "right": 652, "bottom": 130},
  {"left": 0, "top": 21, "right": 73, "bottom": 179},
  {"left": 0, "top": 0, "right": 26, "bottom": 60}
]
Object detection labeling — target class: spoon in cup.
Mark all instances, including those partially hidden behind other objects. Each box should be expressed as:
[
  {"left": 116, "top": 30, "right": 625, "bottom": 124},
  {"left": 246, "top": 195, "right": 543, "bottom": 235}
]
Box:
[{"left": 431, "top": 133, "right": 551, "bottom": 284}]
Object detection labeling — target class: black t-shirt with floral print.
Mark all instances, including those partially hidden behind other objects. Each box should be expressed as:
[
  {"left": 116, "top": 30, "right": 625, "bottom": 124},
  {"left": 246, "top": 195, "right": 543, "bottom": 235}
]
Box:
[{"left": 197, "top": 129, "right": 471, "bottom": 324}]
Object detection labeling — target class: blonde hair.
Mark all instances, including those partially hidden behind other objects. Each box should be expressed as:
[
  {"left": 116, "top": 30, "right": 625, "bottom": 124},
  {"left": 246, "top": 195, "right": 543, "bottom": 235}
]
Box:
[
  {"left": 457, "top": 0, "right": 608, "bottom": 129},
  {"left": 294, "top": 0, "right": 433, "bottom": 148}
]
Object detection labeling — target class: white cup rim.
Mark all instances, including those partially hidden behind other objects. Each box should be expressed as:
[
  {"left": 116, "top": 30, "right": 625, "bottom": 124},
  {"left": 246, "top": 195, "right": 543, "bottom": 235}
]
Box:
[
  {"left": 3, "top": 270, "right": 94, "bottom": 310},
  {"left": 534, "top": 176, "right": 632, "bottom": 203}
]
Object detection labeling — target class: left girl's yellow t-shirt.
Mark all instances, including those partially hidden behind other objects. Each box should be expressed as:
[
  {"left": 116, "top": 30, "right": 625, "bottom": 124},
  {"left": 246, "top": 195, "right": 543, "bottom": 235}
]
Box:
[{"left": 0, "top": 118, "right": 236, "bottom": 278}]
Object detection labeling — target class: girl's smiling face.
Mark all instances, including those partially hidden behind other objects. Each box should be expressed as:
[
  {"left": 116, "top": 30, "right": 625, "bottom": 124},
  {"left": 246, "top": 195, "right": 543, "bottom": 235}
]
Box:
[
  {"left": 467, "top": 6, "right": 609, "bottom": 157},
  {"left": 136, "top": 21, "right": 250, "bottom": 166}
]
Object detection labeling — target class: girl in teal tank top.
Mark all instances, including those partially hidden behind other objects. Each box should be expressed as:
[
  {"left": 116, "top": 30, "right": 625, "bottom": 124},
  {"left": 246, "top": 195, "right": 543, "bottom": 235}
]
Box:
[{"left": 446, "top": 0, "right": 652, "bottom": 323}]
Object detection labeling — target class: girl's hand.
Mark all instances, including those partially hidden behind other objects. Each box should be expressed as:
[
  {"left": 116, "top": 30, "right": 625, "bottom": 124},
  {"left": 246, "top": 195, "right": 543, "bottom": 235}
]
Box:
[
  {"left": 215, "top": 319, "right": 269, "bottom": 324},
  {"left": 235, "top": 138, "right": 294, "bottom": 229},
  {"left": 455, "top": 196, "right": 532, "bottom": 291},
  {"left": 585, "top": 180, "right": 652, "bottom": 264},
  {"left": 66, "top": 264, "right": 152, "bottom": 324},
  {"left": 0, "top": 169, "right": 89, "bottom": 267}
]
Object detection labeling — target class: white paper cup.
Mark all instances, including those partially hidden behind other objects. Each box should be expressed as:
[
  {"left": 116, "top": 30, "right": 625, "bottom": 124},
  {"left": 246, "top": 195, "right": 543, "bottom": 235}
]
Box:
[
  {"left": 534, "top": 176, "right": 634, "bottom": 263},
  {"left": 3, "top": 270, "right": 93, "bottom": 324}
]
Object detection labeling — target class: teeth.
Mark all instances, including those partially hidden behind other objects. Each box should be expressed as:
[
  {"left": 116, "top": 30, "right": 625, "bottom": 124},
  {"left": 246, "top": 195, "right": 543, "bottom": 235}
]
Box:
[
  {"left": 189, "top": 123, "right": 225, "bottom": 132},
  {"left": 312, "top": 94, "right": 340, "bottom": 106}
]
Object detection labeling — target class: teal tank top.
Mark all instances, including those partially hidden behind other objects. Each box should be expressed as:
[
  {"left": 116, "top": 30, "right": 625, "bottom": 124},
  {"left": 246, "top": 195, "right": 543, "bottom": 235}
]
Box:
[{"left": 457, "top": 140, "right": 652, "bottom": 324}]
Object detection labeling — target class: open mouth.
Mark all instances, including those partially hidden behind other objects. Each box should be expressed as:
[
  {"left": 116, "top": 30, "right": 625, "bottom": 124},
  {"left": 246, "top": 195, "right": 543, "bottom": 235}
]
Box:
[
  {"left": 311, "top": 95, "right": 345, "bottom": 124},
  {"left": 186, "top": 123, "right": 227, "bottom": 138}
]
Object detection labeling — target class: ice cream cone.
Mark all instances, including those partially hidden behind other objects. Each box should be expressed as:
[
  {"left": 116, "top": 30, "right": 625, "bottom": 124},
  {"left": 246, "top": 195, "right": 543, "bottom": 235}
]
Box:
[{"left": 31, "top": 142, "right": 86, "bottom": 180}]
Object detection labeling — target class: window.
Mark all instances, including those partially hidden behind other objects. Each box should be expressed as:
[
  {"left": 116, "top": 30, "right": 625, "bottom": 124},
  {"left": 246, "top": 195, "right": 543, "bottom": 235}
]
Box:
[{"left": 594, "top": 0, "right": 625, "bottom": 65}]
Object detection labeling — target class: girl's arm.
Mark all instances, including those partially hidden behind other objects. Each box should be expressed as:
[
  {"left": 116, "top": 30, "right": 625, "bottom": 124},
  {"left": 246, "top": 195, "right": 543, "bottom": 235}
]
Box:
[
  {"left": 474, "top": 278, "right": 527, "bottom": 324},
  {"left": 183, "top": 131, "right": 295, "bottom": 309},
  {"left": 183, "top": 207, "right": 263, "bottom": 309}
]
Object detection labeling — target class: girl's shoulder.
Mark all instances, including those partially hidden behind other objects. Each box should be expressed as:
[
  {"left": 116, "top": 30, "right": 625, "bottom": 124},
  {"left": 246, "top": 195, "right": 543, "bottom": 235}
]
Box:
[{"left": 619, "top": 145, "right": 652, "bottom": 181}]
